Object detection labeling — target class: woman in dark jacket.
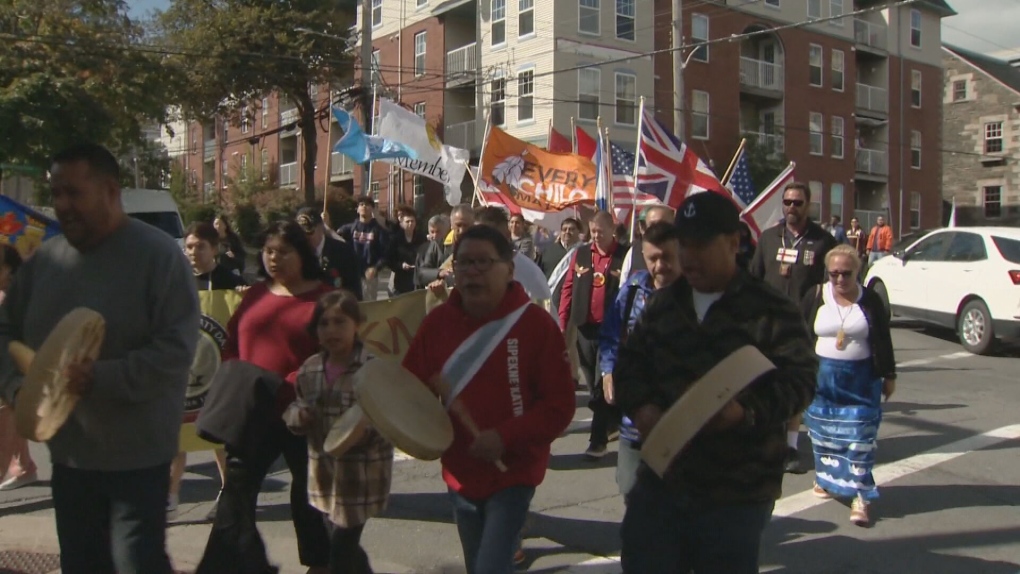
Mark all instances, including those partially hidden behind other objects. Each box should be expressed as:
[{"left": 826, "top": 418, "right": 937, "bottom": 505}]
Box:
[
  {"left": 214, "top": 214, "right": 246, "bottom": 275},
  {"left": 800, "top": 244, "right": 895, "bottom": 527},
  {"left": 382, "top": 205, "right": 428, "bottom": 295}
]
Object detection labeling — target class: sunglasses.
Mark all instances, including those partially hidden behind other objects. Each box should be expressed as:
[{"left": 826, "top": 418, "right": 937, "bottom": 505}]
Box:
[
  {"left": 828, "top": 270, "right": 854, "bottom": 279},
  {"left": 783, "top": 199, "right": 806, "bottom": 207}
]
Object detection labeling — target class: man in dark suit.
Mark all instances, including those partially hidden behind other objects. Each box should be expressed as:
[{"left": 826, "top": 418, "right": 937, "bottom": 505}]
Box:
[{"left": 296, "top": 207, "right": 364, "bottom": 300}]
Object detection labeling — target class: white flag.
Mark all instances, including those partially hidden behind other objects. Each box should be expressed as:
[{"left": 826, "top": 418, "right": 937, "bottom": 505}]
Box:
[
  {"left": 740, "top": 162, "right": 797, "bottom": 239},
  {"left": 376, "top": 98, "right": 469, "bottom": 206}
]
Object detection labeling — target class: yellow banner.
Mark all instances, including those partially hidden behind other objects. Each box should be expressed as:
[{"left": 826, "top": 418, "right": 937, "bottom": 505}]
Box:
[{"left": 359, "top": 289, "right": 427, "bottom": 361}]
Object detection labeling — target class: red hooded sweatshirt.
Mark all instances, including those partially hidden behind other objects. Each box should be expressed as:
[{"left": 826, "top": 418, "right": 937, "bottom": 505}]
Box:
[{"left": 403, "top": 281, "right": 575, "bottom": 500}]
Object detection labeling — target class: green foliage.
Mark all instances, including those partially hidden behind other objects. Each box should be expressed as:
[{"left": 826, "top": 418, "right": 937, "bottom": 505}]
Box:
[
  {"left": 743, "top": 137, "right": 789, "bottom": 192},
  {"left": 233, "top": 203, "right": 261, "bottom": 245},
  {"left": 182, "top": 204, "right": 218, "bottom": 225},
  {"left": 325, "top": 193, "right": 357, "bottom": 229}
]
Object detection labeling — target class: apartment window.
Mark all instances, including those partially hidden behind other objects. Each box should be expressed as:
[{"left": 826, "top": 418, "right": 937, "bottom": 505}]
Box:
[
  {"left": 691, "top": 90, "right": 709, "bottom": 139},
  {"left": 827, "top": 50, "right": 844, "bottom": 93},
  {"left": 809, "top": 112, "right": 823, "bottom": 155},
  {"left": 417, "top": 0, "right": 427, "bottom": 6},
  {"left": 414, "top": 32, "right": 426, "bottom": 77},
  {"left": 616, "top": 0, "right": 635, "bottom": 41},
  {"left": 831, "top": 116, "right": 844, "bottom": 158},
  {"left": 261, "top": 148, "right": 269, "bottom": 179},
  {"left": 911, "top": 130, "right": 921, "bottom": 168},
  {"left": 952, "top": 79, "right": 967, "bottom": 102},
  {"left": 828, "top": 0, "right": 843, "bottom": 26},
  {"left": 261, "top": 98, "right": 269, "bottom": 128},
  {"left": 371, "top": 50, "right": 381, "bottom": 86},
  {"left": 241, "top": 117, "right": 250, "bottom": 134},
  {"left": 370, "top": 181, "right": 381, "bottom": 202},
  {"left": 807, "top": 0, "right": 821, "bottom": 20},
  {"left": 239, "top": 154, "right": 247, "bottom": 180},
  {"left": 372, "top": 0, "right": 382, "bottom": 27},
  {"left": 808, "top": 181, "right": 823, "bottom": 220},
  {"left": 809, "top": 44, "right": 823, "bottom": 87},
  {"left": 615, "top": 73, "right": 637, "bottom": 125},
  {"left": 765, "top": 0, "right": 780, "bottom": 6},
  {"left": 910, "top": 9, "right": 921, "bottom": 47},
  {"left": 491, "top": 0, "right": 506, "bottom": 45},
  {"left": 518, "top": 70, "right": 535, "bottom": 122},
  {"left": 984, "top": 186, "right": 1002, "bottom": 218},
  {"left": 413, "top": 175, "right": 424, "bottom": 198},
  {"left": 911, "top": 70, "right": 922, "bottom": 108},
  {"left": 830, "top": 183, "right": 844, "bottom": 220},
  {"left": 491, "top": 77, "right": 507, "bottom": 126},
  {"left": 519, "top": 0, "right": 534, "bottom": 37},
  {"left": 223, "top": 124, "right": 229, "bottom": 143},
  {"left": 691, "top": 14, "right": 709, "bottom": 62},
  {"left": 578, "top": 68, "right": 600, "bottom": 121},
  {"left": 909, "top": 191, "right": 921, "bottom": 229},
  {"left": 985, "top": 122, "right": 1004, "bottom": 153},
  {"left": 414, "top": 102, "right": 426, "bottom": 118},
  {"left": 579, "top": 0, "right": 599, "bottom": 35},
  {"left": 221, "top": 158, "right": 228, "bottom": 179}
]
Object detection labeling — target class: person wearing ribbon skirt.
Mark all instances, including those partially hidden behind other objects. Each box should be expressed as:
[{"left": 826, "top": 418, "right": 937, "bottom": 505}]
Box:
[{"left": 800, "top": 245, "right": 896, "bottom": 526}]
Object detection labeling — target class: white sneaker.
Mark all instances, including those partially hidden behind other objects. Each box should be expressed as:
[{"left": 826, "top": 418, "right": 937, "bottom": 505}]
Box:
[
  {"left": 0, "top": 471, "right": 38, "bottom": 491},
  {"left": 205, "top": 489, "right": 223, "bottom": 522},
  {"left": 166, "top": 494, "right": 179, "bottom": 521}
]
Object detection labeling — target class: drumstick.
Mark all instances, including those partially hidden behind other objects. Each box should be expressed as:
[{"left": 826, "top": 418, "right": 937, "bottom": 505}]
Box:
[{"left": 430, "top": 375, "right": 508, "bottom": 472}]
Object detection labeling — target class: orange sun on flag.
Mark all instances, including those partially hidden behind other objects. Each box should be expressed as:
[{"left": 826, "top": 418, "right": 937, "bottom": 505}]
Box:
[{"left": 0, "top": 213, "right": 24, "bottom": 237}]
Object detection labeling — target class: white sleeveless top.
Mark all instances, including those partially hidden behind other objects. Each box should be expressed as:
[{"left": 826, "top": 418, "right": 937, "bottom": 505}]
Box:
[{"left": 813, "top": 282, "right": 871, "bottom": 361}]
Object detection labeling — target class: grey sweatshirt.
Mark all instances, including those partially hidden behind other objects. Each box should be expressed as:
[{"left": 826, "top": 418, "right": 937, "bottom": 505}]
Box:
[{"left": 0, "top": 218, "right": 199, "bottom": 471}]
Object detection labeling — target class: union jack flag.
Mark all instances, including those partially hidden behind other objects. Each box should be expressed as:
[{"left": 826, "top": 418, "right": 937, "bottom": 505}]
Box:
[
  {"left": 637, "top": 109, "right": 727, "bottom": 209},
  {"left": 607, "top": 142, "right": 662, "bottom": 213}
]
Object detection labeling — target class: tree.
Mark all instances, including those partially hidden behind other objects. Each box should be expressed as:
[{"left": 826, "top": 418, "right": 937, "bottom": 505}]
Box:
[
  {"left": 0, "top": 0, "right": 173, "bottom": 172},
  {"left": 743, "top": 137, "right": 789, "bottom": 192},
  {"left": 156, "top": 0, "right": 358, "bottom": 204}
]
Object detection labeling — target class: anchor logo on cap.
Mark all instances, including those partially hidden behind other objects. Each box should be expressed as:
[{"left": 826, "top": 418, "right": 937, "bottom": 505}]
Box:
[{"left": 683, "top": 203, "right": 697, "bottom": 219}]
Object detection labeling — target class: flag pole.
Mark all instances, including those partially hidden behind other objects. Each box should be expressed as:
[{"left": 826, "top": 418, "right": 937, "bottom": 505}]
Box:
[
  {"left": 570, "top": 117, "right": 577, "bottom": 154},
  {"left": 367, "top": 83, "right": 377, "bottom": 203},
  {"left": 604, "top": 126, "right": 614, "bottom": 217},
  {"left": 720, "top": 137, "right": 747, "bottom": 187},
  {"left": 628, "top": 97, "right": 645, "bottom": 244},
  {"left": 547, "top": 118, "right": 553, "bottom": 150},
  {"left": 472, "top": 111, "right": 493, "bottom": 207},
  {"left": 595, "top": 115, "right": 604, "bottom": 212}
]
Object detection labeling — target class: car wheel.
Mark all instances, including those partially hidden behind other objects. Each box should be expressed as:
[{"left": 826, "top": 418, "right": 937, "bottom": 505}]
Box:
[
  {"left": 958, "top": 299, "right": 996, "bottom": 355},
  {"left": 870, "top": 280, "right": 891, "bottom": 321}
]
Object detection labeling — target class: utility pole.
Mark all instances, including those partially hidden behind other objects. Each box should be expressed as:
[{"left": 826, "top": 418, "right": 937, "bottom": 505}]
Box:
[
  {"left": 671, "top": 0, "right": 684, "bottom": 138},
  {"left": 360, "top": 0, "right": 373, "bottom": 196}
]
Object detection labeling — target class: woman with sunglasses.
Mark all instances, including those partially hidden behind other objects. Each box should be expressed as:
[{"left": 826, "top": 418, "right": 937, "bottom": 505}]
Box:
[{"left": 799, "top": 244, "right": 896, "bottom": 526}]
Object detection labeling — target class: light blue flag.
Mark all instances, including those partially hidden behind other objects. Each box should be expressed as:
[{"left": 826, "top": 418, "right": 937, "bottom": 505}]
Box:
[{"left": 332, "top": 106, "right": 418, "bottom": 163}]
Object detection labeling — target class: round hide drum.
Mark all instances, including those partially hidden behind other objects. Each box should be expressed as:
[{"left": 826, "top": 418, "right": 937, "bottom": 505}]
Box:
[
  {"left": 13, "top": 307, "right": 106, "bottom": 442},
  {"left": 323, "top": 404, "right": 368, "bottom": 457},
  {"left": 353, "top": 358, "right": 453, "bottom": 461}
]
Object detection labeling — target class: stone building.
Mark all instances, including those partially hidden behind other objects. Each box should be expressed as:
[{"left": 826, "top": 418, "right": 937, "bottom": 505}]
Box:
[{"left": 942, "top": 44, "right": 1020, "bottom": 226}]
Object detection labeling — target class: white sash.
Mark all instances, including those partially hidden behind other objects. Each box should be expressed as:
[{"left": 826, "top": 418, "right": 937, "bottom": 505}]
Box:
[{"left": 441, "top": 302, "right": 531, "bottom": 408}]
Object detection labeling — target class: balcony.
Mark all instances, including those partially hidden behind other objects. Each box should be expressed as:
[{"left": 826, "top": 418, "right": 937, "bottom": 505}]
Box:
[
  {"left": 855, "top": 148, "right": 888, "bottom": 177},
  {"left": 280, "top": 107, "right": 299, "bottom": 128},
  {"left": 741, "top": 130, "right": 785, "bottom": 155},
  {"left": 856, "top": 83, "right": 888, "bottom": 115},
  {"left": 330, "top": 152, "right": 354, "bottom": 178},
  {"left": 853, "top": 19, "right": 888, "bottom": 53},
  {"left": 446, "top": 43, "right": 479, "bottom": 88},
  {"left": 203, "top": 139, "right": 216, "bottom": 160},
  {"left": 279, "top": 162, "right": 298, "bottom": 186},
  {"left": 444, "top": 120, "right": 477, "bottom": 151},
  {"left": 739, "top": 57, "right": 784, "bottom": 94}
]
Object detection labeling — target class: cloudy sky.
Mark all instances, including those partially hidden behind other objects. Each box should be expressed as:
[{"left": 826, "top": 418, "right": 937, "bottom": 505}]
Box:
[{"left": 126, "top": 0, "right": 1017, "bottom": 59}]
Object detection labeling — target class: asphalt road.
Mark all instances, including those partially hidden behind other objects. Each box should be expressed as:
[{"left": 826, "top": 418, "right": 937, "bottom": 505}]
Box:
[{"left": 1, "top": 320, "right": 1019, "bottom": 573}]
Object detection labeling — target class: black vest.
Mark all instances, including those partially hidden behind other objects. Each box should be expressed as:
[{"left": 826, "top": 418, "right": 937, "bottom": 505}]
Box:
[{"left": 569, "top": 243, "right": 627, "bottom": 327}]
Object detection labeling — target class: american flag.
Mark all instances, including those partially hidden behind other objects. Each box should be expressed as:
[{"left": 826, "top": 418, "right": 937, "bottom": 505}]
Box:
[
  {"left": 725, "top": 147, "right": 758, "bottom": 210},
  {"left": 638, "top": 109, "right": 727, "bottom": 210},
  {"left": 608, "top": 142, "right": 661, "bottom": 208}
]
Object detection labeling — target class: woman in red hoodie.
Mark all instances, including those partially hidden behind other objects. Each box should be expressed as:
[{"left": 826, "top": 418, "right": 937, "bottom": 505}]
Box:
[{"left": 403, "top": 225, "right": 575, "bottom": 574}]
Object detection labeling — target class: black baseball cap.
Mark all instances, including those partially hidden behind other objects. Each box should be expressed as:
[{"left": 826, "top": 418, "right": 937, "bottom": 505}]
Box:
[
  {"left": 674, "top": 192, "right": 741, "bottom": 242},
  {"left": 295, "top": 206, "right": 323, "bottom": 233}
]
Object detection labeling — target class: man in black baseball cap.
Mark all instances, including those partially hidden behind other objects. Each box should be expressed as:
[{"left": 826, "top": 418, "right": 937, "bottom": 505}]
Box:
[
  {"left": 295, "top": 205, "right": 363, "bottom": 299},
  {"left": 614, "top": 191, "right": 817, "bottom": 572}
]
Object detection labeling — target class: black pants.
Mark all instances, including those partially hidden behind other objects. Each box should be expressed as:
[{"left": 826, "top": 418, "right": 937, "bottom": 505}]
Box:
[
  {"left": 326, "top": 521, "right": 372, "bottom": 574},
  {"left": 577, "top": 322, "right": 620, "bottom": 447},
  {"left": 197, "top": 420, "right": 330, "bottom": 574},
  {"left": 51, "top": 462, "right": 173, "bottom": 574}
]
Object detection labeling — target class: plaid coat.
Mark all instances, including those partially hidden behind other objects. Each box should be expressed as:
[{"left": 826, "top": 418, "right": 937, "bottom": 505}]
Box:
[{"left": 286, "top": 345, "right": 394, "bottom": 527}]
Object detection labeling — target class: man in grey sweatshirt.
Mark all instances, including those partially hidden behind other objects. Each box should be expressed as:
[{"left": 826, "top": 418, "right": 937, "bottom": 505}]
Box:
[{"left": 0, "top": 143, "right": 199, "bottom": 574}]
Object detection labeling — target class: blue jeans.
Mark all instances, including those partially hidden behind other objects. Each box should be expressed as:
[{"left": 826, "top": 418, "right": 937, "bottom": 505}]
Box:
[
  {"left": 616, "top": 440, "right": 641, "bottom": 497},
  {"left": 868, "top": 251, "right": 888, "bottom": 266},
  {"left": 51, "top": 462, "right": 173, "bottom": 574},
  {"left": 621, "top": 471, "right": 774, "bottom": 574},
  {"left": 449, "top": 486, "right": 535, "bottom": 574}
]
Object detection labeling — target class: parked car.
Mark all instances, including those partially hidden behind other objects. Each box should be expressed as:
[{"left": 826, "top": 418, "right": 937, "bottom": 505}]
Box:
[
  {"left": 121, "top": 189, "right": 185, "bottom": 245},
  {"left": 864, "top": 227, "right": 1020, "bottom": 355}
]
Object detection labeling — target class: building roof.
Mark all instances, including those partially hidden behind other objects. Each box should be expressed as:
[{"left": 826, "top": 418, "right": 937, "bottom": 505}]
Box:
[
  {"left": 944, "top": 44, "right": 1020, "bottom": 97},
  {"left": 921, "top": 0, "right": 957, "bottom": 16}
]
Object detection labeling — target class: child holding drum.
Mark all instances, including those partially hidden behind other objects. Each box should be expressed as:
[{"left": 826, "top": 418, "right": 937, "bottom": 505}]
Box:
[{"left": 285, "top": 290, "right": 394, "bottom": 574}]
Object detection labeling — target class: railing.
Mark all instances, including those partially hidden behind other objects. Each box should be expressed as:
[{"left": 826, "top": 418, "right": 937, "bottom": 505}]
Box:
[
  {"left": 741, "top": 130, "right": 785, "bottom": 154},
  {"left": 856, "top": 83, "right": 888, "bottom": 114},
  {"left": 279, "top": 162, "right": 298, "bottom": 186},
  {"left": 855, "top": 148, "right": 888, "bottom": 176},
  {"left": 280, "top": 107, "right": 299, "bottom": 128},
  {"left": 739, "top": 57, "right": 784, "bottom": 91},
  {"left": 444, "top": 120, "right": 477, "bottom": 151},
  {"left": 330, "top": 152, "right": 353, "bottom": 176},
  {"left": 203, "top": 139, "right": 216, "bottom": 160},
  {"left": 446, "top": 43, "right": 479, "bottom": 87},
  {"left": 853, "top": 18, "right": 888, "bottom": 51}
]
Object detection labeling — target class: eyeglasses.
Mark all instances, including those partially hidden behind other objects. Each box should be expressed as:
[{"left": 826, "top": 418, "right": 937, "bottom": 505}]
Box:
[
  {"left": 828, "top": 270, "right": 854, "bottom": 279},
  {"left": 453, "top": 257, "right": 506, "bottom": 272},
  {"left": 783, "top": 199, "right": 806, "bottom": 207}
]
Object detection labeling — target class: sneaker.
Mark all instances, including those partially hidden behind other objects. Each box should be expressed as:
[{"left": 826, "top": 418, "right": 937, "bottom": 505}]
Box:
[
  {"left": 850, "top": 496, "right": 869, "bottom": 526},
  {"left": 784, "top": 447, "right": 807, "bottom": 475},
  {"left": 584, "top": 444, "right": 607, "bottom": 460},
  {"left": 812, "top": 483, "right": 832, "bottom": 499},
  {"left": 513, "top": 548, "right": 526, "bottom": 567},
  {"left": 0, "top": 471, "right": 38, "bottom": 491},
  {"left": 206, "top": 489, "right": 223, "bottom": 522},
  {"left": 607, "top": 430, "right": 621, "bottom": 443},
  {"left": 166, "top": 494, "right": 179, "bottom": 522}
]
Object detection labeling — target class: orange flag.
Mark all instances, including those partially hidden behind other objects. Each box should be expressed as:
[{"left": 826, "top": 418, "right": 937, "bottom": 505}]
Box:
[{"left": 480, "top": 127, "right": 598, "bottom": 211}]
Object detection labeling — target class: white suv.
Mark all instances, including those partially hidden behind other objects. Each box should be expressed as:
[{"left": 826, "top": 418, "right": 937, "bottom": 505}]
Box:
[{"left": 864, "top": 227, "right": 1020, "bottom": 355}]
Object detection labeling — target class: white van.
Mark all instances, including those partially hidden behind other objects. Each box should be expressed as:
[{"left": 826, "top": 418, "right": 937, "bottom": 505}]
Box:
[{"left": 121, "top": 188, "right": 185, "bottom": 241}]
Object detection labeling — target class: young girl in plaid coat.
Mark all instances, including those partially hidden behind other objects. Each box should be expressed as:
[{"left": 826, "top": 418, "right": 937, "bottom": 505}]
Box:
[{"left": 285, "top": 289, "right": 394, "bottom": 574}]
